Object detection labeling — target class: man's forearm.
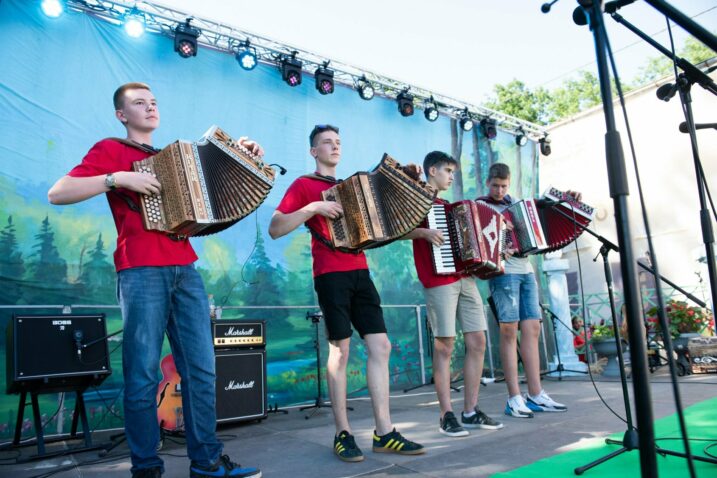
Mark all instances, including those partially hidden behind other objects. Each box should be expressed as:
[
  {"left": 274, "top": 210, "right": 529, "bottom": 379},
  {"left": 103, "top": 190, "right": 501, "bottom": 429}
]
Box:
[{"left": 48, "top": 175, "right": 110, "bottom": 205}]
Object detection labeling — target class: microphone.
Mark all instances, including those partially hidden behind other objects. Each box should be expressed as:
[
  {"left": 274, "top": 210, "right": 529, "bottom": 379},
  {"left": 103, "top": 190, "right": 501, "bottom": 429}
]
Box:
[
  {"left": 572, "top": 7, "right": 588, "bottom": 26},
  {"left": 73, "top": 329, "right": 84, "bottom": 358},
  {"left": 269, "top": 163, "right": 287, "bottom": 175},
  {"left": 541, "top": 0, "right": 559, "bottom": 13},
  {"left": 679, "top": 122, "right": 717, "bottom": 133},
  {"left": 535, "top": 198, "right": 565, "bottom": 209},
  {"left": 604, "top": 0, "right": 636, "bottom": 14}
]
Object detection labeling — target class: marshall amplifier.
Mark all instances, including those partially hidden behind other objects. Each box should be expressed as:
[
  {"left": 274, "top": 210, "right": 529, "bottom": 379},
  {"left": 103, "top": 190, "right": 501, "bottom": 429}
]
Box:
[
  {"left": 212, "top": 319, "right": 265, "bottom": 349},
  {"left": 214, "top": 348, "right": 267, "bottom": 423},
  {"left": 6, "top": 314, "right": 112, "bottom": 394}
]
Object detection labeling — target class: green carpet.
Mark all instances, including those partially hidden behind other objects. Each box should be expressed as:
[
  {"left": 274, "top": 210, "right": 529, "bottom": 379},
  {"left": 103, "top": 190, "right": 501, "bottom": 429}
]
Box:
[{"left": 491, "top": 397, "right": 717, "bottom": 478}]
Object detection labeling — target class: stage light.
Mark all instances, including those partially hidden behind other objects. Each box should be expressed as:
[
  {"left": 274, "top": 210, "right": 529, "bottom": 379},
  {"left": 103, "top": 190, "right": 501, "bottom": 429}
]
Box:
[
  {"left": 424, "top": 97, "right": 439, "bottom": 122},
  {"left": 458, "top": 108, "right": 473, "bottom": 132},
  {"left": 481, "top": 118, "right": 497, "bottom": 139},
  {"left": 41, "top": 0, "right": 63, "bottom": 18},
  {"left": 174, "top": 19, "right": 201, "bottom": 58},
  {"left": 124, "top": 8, "right": 145, "bottom": 38},
  {"left": 515, "top": 128, "right": 528, "bottom": 146},
  {"left": 539, "top": 135, "right": 552, "bottom": 156},
  {"left": 315, "top": 63, "right": 335, "bottom": 95},
  {"left": 397, "top": 89, "right": 414, "bottom": 117},
  {"left": 235, "top": 41, "right": 257, "bottom": 70},
  {"left": 356, "top": 76, "right": 374, "bottom": 100},
  {"left": 280, "top": 53, "right": 302, "bottom": 87}
]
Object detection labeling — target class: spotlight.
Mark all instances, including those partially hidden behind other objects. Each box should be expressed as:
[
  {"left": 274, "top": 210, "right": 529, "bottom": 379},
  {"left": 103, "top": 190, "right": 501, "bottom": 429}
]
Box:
[
  {"left": 174, "top": 19, "right": 201, "bottom": 58},
  {"left": 41, "top": 0, "right": 63, "bottom": 18},
  {"left": 356, "top": 76, "right": 375, "bottom": 100},
  {"left": 280, "top": 53, "right": 302, "bottom": 87},
  {"left": 515, "top": 128, "right": 528, "bottom": 146},
  {"left": 424, "top": 97, "right": 439, "bottom": 122},
  {"left": 315, "top": 63, "right": 334, "bottom": 95},
  {"left": 481, "top": 118, "right": 497, "bottom": 139},
  {"left": 539, "top": 135, "right": 552, "bottom": 156},
  {"left": 458, "top": 108, "right": 474, "bottom": 132},
  {"left": 235, "top": 41, "right": 257, "bottom": 70},
  {"left": 124, "top": 8, "right": 145, "bottom": 38},
  {"left": 397, "top": 89, "right": 414, "bottom": 117}
]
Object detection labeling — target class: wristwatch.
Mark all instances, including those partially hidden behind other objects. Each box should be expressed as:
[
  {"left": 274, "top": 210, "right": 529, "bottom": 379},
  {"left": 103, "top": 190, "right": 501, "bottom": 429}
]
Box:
[{"left": 104, "top": 173, "right": 117, "bottom": 190}]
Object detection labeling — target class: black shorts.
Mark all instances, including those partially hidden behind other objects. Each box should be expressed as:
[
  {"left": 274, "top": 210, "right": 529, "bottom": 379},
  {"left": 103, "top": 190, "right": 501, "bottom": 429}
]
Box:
[{"left": 314, "top": 269, "right": 387, "bottom": 341}]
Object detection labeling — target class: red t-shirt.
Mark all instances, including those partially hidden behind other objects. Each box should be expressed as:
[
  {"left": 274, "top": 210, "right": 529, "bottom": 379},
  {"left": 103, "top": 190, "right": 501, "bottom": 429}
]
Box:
[
  {"left": 68, "top": 139, "right": 198, "bottom": 272},
  {"left": 276, "top": 176, "right": 368, "bottom": 277},
  {"left": 412, "top": 198, "right": 462, "bottom": 289}
]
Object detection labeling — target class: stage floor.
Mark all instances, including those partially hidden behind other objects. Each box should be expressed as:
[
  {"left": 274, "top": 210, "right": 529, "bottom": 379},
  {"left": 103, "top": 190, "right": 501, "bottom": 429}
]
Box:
[{"left": 3, "top": 368, "right": 716, "bottom": 477}]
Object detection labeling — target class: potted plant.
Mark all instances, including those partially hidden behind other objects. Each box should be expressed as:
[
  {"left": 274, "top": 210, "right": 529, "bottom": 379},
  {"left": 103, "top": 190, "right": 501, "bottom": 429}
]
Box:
[
  {"left": 589, "top": 321, "right": 625, "bottom": 376},
  {"left": 645, "top": 299, "right": 714, "bottom": 343}
]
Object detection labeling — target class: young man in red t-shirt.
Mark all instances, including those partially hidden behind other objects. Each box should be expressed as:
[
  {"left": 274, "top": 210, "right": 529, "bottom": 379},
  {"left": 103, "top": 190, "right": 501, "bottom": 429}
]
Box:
[
  {"left": 269, "top": 125, "right": 425, "bottom": 462},
  {"left": 48, "top": 83, "right": 263, "bottom": 478},
  {"left": 403, "top": 151, "right": 503, "bottom": 437}
]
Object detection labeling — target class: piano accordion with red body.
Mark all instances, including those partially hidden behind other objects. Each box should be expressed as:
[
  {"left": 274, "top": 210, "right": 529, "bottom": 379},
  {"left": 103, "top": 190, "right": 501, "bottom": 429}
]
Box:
[
  {"left": 428, "top": 200, "right": 505, "bottom": 279},
  {"left": 132, "top": 126, "right": 276, "bottom": 237}
]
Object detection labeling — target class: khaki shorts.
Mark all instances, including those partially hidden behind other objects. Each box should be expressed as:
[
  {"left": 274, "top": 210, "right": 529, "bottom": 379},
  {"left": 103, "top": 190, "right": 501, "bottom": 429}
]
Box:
[{"left": 424, "top": 277, "right": 487, "bottom": 337}]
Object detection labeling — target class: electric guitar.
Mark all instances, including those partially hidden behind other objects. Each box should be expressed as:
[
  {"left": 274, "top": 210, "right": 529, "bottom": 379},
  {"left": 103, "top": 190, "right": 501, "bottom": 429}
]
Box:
[{"left": 156, "top": 354, "right": 184, "bottom": 431}]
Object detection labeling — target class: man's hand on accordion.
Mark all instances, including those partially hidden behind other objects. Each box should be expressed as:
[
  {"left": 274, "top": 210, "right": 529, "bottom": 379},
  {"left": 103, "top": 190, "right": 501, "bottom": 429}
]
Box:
[
  {"left": 115, "top": 171, "right": 161, "bottom": 196},
  {"left": 565, "top": 190, "right": 583, "bottom": 202},
  {"left": 309, "top": 201, "right": 344, "bottom": 220},
  {"left": 419, "top": 228, "right": 445, "bottom": 247},
  {"left": 238, "top": 137, "right": 265, "bottom": 157}
]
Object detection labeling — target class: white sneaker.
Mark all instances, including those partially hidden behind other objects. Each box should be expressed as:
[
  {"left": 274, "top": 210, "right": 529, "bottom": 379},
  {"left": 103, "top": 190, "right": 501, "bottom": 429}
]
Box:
[
  {"left": 525, "top": 390, "right": 567, "bottom": 413},
  {"left": 504, "top": 395, "right": 534, "bottom": 418}
]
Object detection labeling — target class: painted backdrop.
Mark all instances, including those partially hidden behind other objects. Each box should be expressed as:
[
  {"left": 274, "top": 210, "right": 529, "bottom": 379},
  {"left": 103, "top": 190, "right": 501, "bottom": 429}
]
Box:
[{"left": 0, "top": 0, "right": 539, "bottom": 437}]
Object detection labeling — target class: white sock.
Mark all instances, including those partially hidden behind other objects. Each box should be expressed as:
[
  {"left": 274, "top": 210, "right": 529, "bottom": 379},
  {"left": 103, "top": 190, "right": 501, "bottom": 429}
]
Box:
[{"left": 463, "top": 410, "right": 476, "bottom": 418}]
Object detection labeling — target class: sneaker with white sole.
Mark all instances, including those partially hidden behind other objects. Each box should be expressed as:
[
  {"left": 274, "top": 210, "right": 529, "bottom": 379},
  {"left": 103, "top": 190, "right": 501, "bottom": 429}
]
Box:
[
  {"left": 461, "top": 408, "right": 505, "bottom": 430},
  {"left": 525, "top": 390, "right": 567, "bottom": 413},
  {"left": 505, "top": 395, "right": 534, "bottom": 418},
  {"left": 439, "top": 411, "right": 469, "bottom": 437}
]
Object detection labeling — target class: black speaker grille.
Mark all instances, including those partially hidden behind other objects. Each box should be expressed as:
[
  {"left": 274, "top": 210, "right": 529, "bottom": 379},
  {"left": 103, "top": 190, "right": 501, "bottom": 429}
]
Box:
[{"left": 214, "top": 349, "right": 267, "bottom": 423}]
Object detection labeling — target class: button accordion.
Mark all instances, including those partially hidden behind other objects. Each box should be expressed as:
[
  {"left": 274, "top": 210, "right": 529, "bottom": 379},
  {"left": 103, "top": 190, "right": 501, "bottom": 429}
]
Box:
[
  {"left": 501, "top": 187, "right": 595, "bottom": 255},
  {"left": 132, "top": 126, "right": 276, "bottom": 237},
  {"left": 428, "top": 200, "right": 505, "bottom": 279},
  {"left": 322, "top": 154, "right": 436, "bottom": 251}
]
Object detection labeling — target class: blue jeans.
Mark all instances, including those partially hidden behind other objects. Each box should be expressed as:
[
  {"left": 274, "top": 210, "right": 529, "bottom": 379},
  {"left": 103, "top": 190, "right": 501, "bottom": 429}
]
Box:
[
  {"left": 488, "top": 273, "right": 542, "bottom": 323},
  {"left": 118, "top": 265, "right": 222, "bottom": 473}
]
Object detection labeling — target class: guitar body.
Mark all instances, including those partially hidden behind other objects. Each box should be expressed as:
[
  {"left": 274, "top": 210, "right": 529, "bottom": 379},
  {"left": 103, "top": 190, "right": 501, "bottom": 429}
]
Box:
[{"left": 156, "top": 354, "right": 184, "bottom": 431}]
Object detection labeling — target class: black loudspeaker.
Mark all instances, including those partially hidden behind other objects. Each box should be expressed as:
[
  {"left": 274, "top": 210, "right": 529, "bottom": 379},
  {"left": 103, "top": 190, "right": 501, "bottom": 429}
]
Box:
[
  {"left": 214, "top": 349, "right": 267, "bottom": 423},
  {"left": 6, "top": 314, "right": 112, "bottom": 394}
]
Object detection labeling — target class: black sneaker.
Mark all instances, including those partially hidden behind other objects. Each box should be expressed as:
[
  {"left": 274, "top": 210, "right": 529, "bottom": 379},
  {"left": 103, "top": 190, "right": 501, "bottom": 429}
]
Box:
[
  {"left": 461, "top": 408, "right": 505, "bottom": 430},
  {"left": 439, "top": 411, "right": 469, "bottom": 437},
  {"left": 189, "top": 455, "right": 261, "bottom": 478},
  {"left": 333, "top": 430, "right": 364, "bottom": 462},
  {"left": 132, "top": 468, "right": 162, "bottom": 478},
  {"left": 372, "top": 428, "right": 426, "bottom": 455}
]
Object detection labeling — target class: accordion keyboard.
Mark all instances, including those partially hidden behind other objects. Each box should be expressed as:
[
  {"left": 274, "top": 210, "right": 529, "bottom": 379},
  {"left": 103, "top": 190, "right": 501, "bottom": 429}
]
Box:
[{"left": 426, "top": 205, "right": 456, "bottom": 274}]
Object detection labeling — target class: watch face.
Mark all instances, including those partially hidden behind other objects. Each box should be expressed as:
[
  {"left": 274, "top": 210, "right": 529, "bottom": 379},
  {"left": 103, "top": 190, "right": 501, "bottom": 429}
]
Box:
[{"left": 105, "top": 174, "right": 115, "bottom": 188}]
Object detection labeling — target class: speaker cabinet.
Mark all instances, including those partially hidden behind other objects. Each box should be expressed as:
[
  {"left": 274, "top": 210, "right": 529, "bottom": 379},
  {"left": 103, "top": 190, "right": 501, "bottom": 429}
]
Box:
[
  {"left": 6, "top": 314, "right": 112, "bottom": 394},
  {"left": 214, "top": 349, "right": 267, "bottom": 423}
]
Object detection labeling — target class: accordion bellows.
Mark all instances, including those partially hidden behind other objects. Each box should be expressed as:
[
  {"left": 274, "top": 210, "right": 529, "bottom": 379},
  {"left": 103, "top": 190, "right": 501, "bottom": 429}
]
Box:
[
  {"left": 132, "top": 126, "right": 275, "bottom": 237},
  {"left": 322, "top": 154, "right": 436, "bottom": 251}
]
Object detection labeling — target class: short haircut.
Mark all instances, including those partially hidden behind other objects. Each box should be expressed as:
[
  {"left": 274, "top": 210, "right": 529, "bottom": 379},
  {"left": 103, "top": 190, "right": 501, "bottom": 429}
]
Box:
[
  {"left": 487, "top": 162, "right": 511, "bottom": 180},
  {"left": 423, "top": 151, "right": 458, "bottom": 178},
  {"left": 309, "top": 124, "right": 339, "bottom": 147},
  {"left": 113, "top": 82, "right": 151, "bottom": 110}
]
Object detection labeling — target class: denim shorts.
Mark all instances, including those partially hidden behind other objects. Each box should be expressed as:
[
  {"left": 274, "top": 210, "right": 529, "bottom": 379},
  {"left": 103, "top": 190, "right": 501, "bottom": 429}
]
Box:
[{"left": 488, "top": 273, "right": 542, "bottom": 323}]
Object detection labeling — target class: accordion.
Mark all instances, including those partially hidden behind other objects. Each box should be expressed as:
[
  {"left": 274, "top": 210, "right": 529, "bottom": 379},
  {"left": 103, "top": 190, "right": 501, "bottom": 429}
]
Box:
[
  {"left": 503, "top": 187, "right": 595, "bottom": 255},
  {"left": 321, "top": 154, "right": 436, "bottom": 251},
  {"left": 132, "top": 126, "right": 275, "bottom": 237},
  {"left": 428, "top": 200, "right": 505, "bottom": 279}
]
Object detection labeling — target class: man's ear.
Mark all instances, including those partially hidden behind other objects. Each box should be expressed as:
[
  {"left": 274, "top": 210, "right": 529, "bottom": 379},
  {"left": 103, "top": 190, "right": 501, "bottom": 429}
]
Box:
[
  {"left": 309, "top": 146, "right": 317, "bottom": 159},
  {"left": 428, "top": 166, "right": 438, "bottom": 178},
  {"left": 115, "top": 110, "right": 127, "bottom": 124}
]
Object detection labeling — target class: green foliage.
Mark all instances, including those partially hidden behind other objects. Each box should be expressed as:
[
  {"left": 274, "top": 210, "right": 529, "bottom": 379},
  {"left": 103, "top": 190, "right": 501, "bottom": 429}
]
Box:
[
  {"left": 0, "top": 215, "right": 25, "bottom": 304},
  {"left": 590, "top": 323, "right": 615, "bottom": 341},
  {"left": 484, "top": 36, "right": 715, "bottom": 125}
]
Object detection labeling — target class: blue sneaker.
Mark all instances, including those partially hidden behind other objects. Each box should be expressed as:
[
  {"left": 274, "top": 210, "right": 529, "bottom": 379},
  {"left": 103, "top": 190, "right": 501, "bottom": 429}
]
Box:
[
  {"left": 189, "top": 455, "right": 261, "bottom": 478},
  {"left": 504, "top": 395, "right": 534, "bottom": 418},
  {"left": 525, "top": 390, "right": 567, "bottom": 413}
]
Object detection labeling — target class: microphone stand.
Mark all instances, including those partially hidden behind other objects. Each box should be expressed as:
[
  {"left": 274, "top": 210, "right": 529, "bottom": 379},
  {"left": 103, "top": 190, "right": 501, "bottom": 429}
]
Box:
[
  {"left": 573, "top": 2, "right": 657, "bottom": 475},
  {"left": 608, "top": 8, "right": 717, "bottom": 319},
  {"left": 538, "top": 303, "right": 588, "bottom": 379}
]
